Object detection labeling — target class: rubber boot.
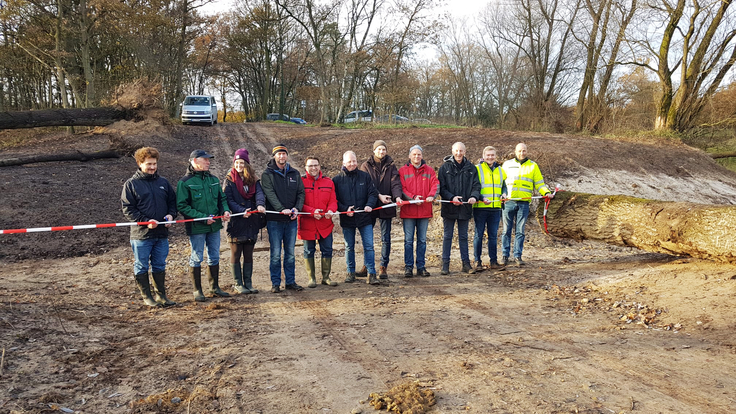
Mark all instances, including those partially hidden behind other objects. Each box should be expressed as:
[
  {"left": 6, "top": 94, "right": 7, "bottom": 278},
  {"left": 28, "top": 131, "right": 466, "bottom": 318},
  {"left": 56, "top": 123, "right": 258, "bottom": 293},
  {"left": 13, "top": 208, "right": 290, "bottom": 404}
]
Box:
[
  {"left": 189, "top": 266, "right": 206, "bottom": 302},
  {"left": 208, "top": 264, "right": 231, "bottom": 297},
  {"left": 305, "top": 257, "right": 317, "bottom": 288},
  {"left": 243, "top": 262, "right": 258, "bottom": 294},
  {"left": 135, "top": 273, "right": 160, "bottom": 307},
  {"left": 321, "top": 257, "right": 337, "bottom": 286},
  {"left": 231, "top": 262, "right": 250, "bottom": 294},
  {"left": 151, "top": 271, "right": 176, "bottom": 307}
]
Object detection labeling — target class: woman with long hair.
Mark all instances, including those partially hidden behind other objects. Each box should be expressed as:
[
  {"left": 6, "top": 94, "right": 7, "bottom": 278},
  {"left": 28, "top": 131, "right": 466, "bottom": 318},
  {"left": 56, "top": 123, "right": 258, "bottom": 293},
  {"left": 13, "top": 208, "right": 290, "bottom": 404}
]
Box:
[{"left": 223, "top": 148, "right": 266, "bottom": 294}]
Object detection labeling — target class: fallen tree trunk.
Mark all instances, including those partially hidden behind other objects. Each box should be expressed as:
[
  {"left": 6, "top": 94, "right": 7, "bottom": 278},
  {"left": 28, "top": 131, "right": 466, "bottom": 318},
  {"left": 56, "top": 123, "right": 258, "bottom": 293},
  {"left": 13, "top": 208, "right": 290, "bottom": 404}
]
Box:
[
  {"left": 0, "top": 150, "right": 122, "bottom": 167},
  {"left": 537, "top": 191, "right": 736, "bottom": 263},
  {"left": 710, "top": 152, "right": 736, "bottom": 159},
  {"left": 0, "top": 107, "right": 128, "bottom": 129}
]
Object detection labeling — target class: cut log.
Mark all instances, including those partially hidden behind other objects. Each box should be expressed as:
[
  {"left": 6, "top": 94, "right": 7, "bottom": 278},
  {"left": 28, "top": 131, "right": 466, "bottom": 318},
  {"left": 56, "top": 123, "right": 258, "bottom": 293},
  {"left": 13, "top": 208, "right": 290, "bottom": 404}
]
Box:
[
  {"left": 710, "top": 152, "right": 736, "bottom": 159},
  {"left": 0, "top": 107, "right": 128, "bottom": 129},
  {"left": 537, "top": 191, "right": 736, "bottom": 263},
  {"left": 0, "top": 150, "right": 121, "bottom": 167}
]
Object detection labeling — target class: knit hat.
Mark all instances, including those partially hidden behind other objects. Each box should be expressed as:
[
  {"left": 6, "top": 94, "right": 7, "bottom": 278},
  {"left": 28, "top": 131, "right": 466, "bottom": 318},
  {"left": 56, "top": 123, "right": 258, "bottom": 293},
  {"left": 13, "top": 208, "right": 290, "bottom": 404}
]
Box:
[
  {"left": 409, "top": 144, "right": 423, "bottom": 154},
  {"left": 233, "top": 148, "right": 250, "bottom": 164},
  {"left": 373, "top": 140, "right": 387, "bottom": 151},
  {"left": 272, "top": 144, "right": 288, "bottom": 156}
]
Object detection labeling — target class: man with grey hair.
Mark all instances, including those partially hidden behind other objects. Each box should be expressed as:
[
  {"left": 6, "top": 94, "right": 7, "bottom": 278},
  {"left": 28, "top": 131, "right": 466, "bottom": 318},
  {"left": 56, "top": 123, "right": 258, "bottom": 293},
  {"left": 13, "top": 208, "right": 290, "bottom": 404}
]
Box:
[
  {"left": 398, "top": 144, "right": 439, "bottom": 277},
  {"left": 333, "top": 151, "right": 380, "bottom": 284},
  {"left": 438, "top": 142, "right": 481, "bottom": 275}
]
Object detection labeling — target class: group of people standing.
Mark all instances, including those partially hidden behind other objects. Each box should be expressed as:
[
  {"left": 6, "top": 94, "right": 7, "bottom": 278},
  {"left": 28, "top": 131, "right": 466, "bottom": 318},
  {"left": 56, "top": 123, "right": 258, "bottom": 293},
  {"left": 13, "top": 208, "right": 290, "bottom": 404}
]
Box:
[{"left": 121, "top": 140, "right": 552, "bottom": 307}]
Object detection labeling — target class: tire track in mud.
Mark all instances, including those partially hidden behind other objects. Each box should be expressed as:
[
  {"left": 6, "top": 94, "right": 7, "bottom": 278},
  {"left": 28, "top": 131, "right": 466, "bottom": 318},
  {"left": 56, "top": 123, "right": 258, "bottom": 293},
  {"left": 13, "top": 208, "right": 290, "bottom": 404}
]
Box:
[{"left": 403, "top": 278, "right": 734, "bottom": 412}]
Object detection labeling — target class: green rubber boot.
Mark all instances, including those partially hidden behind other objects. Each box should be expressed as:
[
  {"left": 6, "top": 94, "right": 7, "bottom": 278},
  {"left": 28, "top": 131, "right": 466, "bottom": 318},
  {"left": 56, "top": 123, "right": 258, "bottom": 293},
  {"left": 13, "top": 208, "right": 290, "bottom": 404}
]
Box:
[
  {"left": 231, "top": 262, "right": 249, "bottom": 294},
  {"left": 321, "top": 257, "right": 337, "bottom": 286},
  {"left": 208, "top": 264, "right": 231, "bottom": 297},
  {"left": 189, "top": 266, "right": 206, "bottom": 302},
  {"left": 305, "top": 257, "right": 317, "bottom": 288},
  {"left": 151, "top": 271, "right": 176, "bottom": 306},
  {"left": 135, "top": 273, "right": 160, "bottom": 307},
  {"left": 243, "top": 262, "right": 258, "bottom": 294}
]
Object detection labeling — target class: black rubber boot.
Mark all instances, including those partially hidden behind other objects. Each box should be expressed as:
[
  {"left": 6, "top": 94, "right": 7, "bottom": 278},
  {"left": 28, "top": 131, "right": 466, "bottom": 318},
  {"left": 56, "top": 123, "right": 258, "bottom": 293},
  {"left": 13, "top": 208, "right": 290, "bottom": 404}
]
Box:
[
  {"left": 151, "top": 271, "right": 176, "bottom": 307},
  {"left": 209, "top": 264, "right": 231, "bottom": 297},
  {"left": 189, "top": 266, "right": 206, "bottom": 302},
  {"left": 305, "top": 257, "right": 317, "bottom": 288},
  {"left": 321, "top": 257, "right": 337, "bottom": 286},
  {"left": 231, "top": 262, "right": 249, "bottom": 294},
  {"left": 243, "top": 262, "right": 258, "bottom": 293},
  {"left": 135, "top": 273, "right": 160, "bottom": 307}
]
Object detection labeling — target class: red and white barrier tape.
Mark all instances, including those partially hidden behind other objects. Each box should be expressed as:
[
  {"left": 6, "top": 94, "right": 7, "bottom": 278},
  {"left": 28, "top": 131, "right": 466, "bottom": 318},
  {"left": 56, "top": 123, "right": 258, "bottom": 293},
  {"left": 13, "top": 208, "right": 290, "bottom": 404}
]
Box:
[{"left": 1, "top": 188, "right": 563, "bottom": 234}]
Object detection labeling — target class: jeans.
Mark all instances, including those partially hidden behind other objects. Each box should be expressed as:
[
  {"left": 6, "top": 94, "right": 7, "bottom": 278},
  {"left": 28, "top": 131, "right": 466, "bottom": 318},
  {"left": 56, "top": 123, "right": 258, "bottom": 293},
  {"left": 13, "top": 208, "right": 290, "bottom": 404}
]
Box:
[
  {"left": 502, "top": 200, "right": 530, "bottom": 259},
  {"left": 473, "top": 208, "right": 502, "bottom": 264},
  {"left": 378, "top": 217, "right": 392, "bottom": 267},
  {"left": 403, "top": 218, "right": 429, "bottom": 269},
  {"left": 267, "top": 220, "right": 298, "bottom": 286},
  {"left": 188, "top": 231, "right": 220, "bottom": 267},
  {"left": 343, "top": 224, "right": 375, "bottom": 274},
  {"left": 130, "top": 237, "right": 169, "bottom": 275},
  {"left": 442, "top": 218, "right": 470, "bottom": 264},
  {"left": 303, "top": 233, "right": 333, "bottom": 258}
]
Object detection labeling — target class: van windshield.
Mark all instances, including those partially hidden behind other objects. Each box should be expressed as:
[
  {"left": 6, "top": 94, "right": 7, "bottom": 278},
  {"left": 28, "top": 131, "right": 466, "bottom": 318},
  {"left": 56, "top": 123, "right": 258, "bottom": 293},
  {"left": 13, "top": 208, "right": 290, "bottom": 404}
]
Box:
[{"left": 184, "top": 97, "right": 210, "bottom": 106}]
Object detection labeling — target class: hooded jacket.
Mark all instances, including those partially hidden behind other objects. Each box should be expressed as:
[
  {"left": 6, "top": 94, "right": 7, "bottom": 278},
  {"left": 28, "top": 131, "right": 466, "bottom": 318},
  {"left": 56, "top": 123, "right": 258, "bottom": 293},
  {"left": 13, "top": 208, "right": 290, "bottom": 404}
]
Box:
[
  {"left": 176, "top": 166, "right": 230, "bottom": 235},
  {"left": 332, "top": 167, "right": 378, "bottom": 229},
  {"left": 359, "top": 155, "right": 403, "bottom": 219},
  {"left": 299, "top": 171, "right": 338, "bottom": 240},
  {"left": 121, "top": 169, "right": 177, "bottom": 240},
  {"left": 438, "top": 155, "right": 481, "bottom": 220},
  {"left": 398, "top": 160, "right": 439, "bottom": 219},
  {"left": 260, "top": 158, "right": 306, "bottom": 222}
]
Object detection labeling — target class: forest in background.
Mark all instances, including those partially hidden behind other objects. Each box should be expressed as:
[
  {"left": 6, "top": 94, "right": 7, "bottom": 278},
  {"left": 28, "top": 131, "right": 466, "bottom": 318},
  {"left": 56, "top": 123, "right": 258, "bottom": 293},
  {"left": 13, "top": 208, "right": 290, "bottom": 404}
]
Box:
[{"left": 1, "top": 0, "right": 735, "bottom": 140}]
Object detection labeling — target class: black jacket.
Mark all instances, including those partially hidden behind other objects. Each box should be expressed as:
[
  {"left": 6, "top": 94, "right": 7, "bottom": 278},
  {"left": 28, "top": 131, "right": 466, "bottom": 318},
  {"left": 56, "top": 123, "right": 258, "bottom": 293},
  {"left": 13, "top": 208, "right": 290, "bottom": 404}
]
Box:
[
  {"left": 223, "top": 179, "right": 266, "bottom": 242},
  {"left": 438, "top": 155, "right": 481, "bottom": 220},
  {"left": 359, "top": 155, "right": 403, "bottom": 219},
  {"left": 260, "top": 159, "right": 305, "bottom": 222},
  {"left": 121, "top": 170, "right": 177, "bottom": 240},
  {"left": 333, "top": 167, "right": 378, "bottom": 228}
]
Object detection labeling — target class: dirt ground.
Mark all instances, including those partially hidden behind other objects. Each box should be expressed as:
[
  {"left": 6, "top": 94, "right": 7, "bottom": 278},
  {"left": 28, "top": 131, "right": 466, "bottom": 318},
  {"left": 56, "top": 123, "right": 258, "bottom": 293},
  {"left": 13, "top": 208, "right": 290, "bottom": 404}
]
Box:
[{"left": 2, "top": 123, "right": 736, "bottom": 413}]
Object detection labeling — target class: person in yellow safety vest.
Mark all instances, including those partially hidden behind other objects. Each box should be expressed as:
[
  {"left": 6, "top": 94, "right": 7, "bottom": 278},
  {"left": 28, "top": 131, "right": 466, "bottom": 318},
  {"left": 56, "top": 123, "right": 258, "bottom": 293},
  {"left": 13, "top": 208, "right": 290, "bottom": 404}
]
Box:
[
  {"left": 501, "top": 143, "right": 553, "bottom": 267},
  {"left": 472, "top": 146, "right": 507, "bottom": 272}
]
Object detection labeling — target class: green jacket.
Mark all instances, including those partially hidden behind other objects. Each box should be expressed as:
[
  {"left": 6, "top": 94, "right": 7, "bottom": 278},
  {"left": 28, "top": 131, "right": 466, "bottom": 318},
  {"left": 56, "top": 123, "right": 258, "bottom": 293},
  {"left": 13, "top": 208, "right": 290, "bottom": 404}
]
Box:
[{"left": 176, "top": 166, "right": 230, "bottom": 235}]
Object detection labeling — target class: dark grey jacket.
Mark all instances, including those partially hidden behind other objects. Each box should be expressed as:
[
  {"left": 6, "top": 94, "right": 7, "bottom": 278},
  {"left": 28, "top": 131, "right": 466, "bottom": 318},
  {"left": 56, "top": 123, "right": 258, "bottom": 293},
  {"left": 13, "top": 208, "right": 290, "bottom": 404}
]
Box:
[{"left": 438, "top": 155, "right": 481, "bottom": 220}]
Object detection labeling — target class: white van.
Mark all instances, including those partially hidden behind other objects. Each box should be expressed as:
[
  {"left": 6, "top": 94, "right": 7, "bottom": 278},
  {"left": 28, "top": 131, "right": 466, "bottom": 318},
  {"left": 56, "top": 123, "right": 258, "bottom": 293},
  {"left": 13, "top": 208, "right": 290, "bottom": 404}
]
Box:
[
  {"left": 181, "top": 95, "right": 218, "bottom": 126},
  {"left": 344, "top": 109, "right": 372, "bottom": 123}
]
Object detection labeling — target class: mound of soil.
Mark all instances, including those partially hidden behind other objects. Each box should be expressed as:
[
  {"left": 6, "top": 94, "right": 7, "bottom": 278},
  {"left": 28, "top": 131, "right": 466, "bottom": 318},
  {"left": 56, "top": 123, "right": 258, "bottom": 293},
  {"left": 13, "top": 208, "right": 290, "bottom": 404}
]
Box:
[{"left": 2, "top": 123, "right": 736, "bottom": 413}]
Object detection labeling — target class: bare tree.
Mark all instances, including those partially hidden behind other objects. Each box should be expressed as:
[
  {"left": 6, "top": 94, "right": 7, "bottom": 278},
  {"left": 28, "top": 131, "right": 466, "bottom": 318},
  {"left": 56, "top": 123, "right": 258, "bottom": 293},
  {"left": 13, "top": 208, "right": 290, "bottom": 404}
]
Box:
[{"left": 626, "top": 0, "right": 736, "bottom": 132}]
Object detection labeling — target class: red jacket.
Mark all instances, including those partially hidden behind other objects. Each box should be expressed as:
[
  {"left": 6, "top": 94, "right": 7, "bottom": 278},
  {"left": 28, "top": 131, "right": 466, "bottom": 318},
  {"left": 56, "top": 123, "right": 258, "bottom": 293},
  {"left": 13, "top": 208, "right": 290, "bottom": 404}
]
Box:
[
  {"left": 398, "top": 161, "right": 439, "bottom": 219},
  {"left": 298, "top": 172, "right": 338, "bottom": 240}
]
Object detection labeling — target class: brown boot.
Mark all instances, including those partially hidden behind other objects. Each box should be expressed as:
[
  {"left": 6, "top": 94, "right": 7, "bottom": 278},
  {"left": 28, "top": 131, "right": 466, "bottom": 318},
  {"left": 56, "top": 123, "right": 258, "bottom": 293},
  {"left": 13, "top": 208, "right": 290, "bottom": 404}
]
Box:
[
  {"left": 355, "top": 265, "right": 368, "bottom": 278},
  {"left": 378, "top": 266, "right": 388, "bottom": 280}
]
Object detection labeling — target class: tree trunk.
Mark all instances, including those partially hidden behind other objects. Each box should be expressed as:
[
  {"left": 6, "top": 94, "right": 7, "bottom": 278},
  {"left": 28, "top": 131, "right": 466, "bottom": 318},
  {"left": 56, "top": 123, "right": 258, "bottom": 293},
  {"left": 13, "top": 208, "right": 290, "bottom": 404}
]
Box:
[
  {"left": 0, "top": 150, "right": 121, "bottom": 167},
  {"left": 537, "top": 191, "right": 736, "bottom": 263},
  {"left": 0, "top": 107, "right": 128, "bottom": 129}
]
